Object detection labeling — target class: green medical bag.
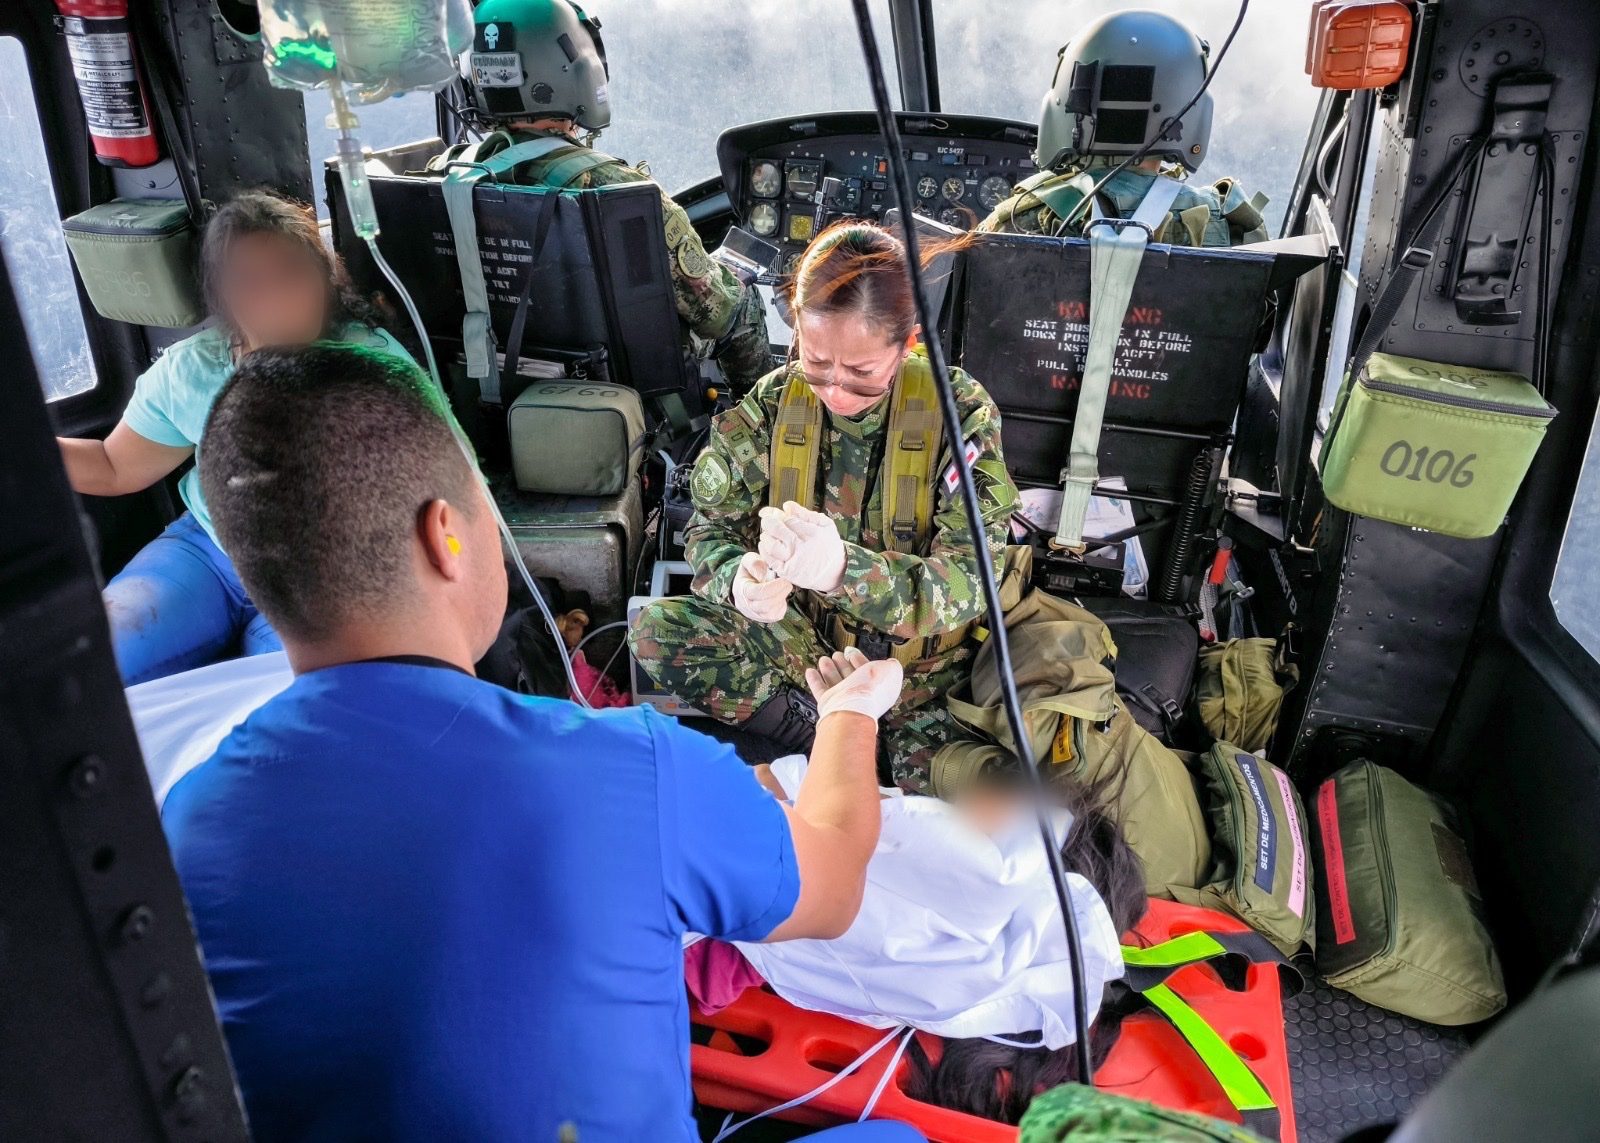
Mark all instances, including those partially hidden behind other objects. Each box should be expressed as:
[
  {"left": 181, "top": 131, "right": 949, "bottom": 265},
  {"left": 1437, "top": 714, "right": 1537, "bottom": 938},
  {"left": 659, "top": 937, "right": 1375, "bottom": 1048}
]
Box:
[
  {"left": 1194, "top": 637, "right": 1298, "bottom": 754},
  {"left": 1171, "top": 743, "right": 1315, "bottom": 957},
  {"left": 1320, "top": 352, "right": 1555, "bottom": 539},
  {"left": 1310, "top": 760, "right": 1506, "bottom": 1026},
  {"left": 61, "top": 199, "right": 203, "bottom": 328},
  {"left": 507, "top": 381, "right": 647, "bottom": 496}
]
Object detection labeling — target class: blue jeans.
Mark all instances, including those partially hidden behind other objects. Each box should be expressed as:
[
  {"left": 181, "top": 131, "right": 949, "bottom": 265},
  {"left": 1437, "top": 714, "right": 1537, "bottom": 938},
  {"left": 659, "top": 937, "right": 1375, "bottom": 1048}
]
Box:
[{"left": 105, "top": 512, "right": 282, "bottom": 686}]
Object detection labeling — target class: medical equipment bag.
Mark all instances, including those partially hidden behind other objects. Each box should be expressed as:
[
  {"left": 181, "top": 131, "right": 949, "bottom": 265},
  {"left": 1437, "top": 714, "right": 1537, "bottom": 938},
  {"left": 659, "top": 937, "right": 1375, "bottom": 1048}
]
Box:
[
  {"left": 1194, "top": 637, "right": 1298, "bottom": 753},
  {"left": 1309, "top": 759, "right": 1506, "bottom": 1025},
  {"left": 1172, "top": 743, "right": 1315, "bottom": 958},
  {"left": 507, "top": 380, "right": 647, "bottom": 496},
  {"left": 1319, "top": 351, "right": 1555, "bottom": 539},
  {"left": 61, "top": 199, "right": 203, "bottom": 328}
]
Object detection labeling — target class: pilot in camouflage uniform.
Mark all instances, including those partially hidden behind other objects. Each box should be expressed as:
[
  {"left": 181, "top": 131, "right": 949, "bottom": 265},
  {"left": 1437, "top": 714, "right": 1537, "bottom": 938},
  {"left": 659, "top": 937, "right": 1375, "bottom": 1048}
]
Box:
[
  {"left": 452, "top": 0, "right": 770, "bottom": 390},
  {"left": 979, "top": 10, "right": 1267, "bottom": 248},
  {"left": 630, "top": 351, "right": 1019, "bottom": 793}
]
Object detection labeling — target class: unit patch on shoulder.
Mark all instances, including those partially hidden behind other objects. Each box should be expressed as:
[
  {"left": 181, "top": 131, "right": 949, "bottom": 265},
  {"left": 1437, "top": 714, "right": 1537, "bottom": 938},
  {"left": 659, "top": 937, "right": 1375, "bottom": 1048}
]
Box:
[
  {"left": 691, "top": 452, "right": 733, "bottom": 507},
  {"left": 677, "top": 238, "right": 713, "bottom": 280}
]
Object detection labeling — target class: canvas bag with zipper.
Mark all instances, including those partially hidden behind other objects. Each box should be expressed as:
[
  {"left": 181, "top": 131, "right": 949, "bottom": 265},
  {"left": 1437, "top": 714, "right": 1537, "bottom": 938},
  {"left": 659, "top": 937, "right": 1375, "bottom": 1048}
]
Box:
[
  {"left": 507, "top": 380, "right": 646, "bottom": 496},
  {"left": 1319, "top": 127, "right": 1557, "bottom": 539},
  {"left": 1309, "top": 759, "right": 1506, "bottom": 1025},
  {"left": 62, "top": 199, "right": 204, "bottom": 329}
]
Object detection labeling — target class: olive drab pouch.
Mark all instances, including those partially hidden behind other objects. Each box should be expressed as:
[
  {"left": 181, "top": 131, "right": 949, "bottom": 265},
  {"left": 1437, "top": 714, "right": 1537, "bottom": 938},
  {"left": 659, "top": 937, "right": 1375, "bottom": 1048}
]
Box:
[
  {"left": 61, "top": 199, "right": 203, "bottom": 328},
  {"left": 1194, "top": 638, "right": 1299, "bottom": 753},
  {"left": 1310, "top": 760, "right": 1506, "bottom": 1025},
  {"left": 507, "top": 381, "right": 647, "bottom": 496},
  {"left": 1171, "top": 744, "right": 1314, "bottom": 957},
  {"left": 1319, "top": 352, "right": 1555, "bottom": 539}
]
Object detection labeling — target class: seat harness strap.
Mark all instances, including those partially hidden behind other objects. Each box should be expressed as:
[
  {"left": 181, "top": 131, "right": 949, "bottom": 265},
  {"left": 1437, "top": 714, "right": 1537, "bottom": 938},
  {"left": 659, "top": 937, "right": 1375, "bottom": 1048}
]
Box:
[{"left": 1053, "top": 175, "right": 1183, "bottom": 551}]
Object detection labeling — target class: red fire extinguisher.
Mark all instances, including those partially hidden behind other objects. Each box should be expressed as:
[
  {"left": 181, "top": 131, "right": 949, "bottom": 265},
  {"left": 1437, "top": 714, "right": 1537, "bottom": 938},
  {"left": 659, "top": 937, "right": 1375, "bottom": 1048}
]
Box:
[{"left": 56, "top": 0, "right": 161, "bottom": 168}]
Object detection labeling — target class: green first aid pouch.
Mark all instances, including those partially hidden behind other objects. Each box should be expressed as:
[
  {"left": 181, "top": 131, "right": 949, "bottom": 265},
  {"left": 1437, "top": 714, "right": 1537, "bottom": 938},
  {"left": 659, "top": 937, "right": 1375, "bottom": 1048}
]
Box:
[
  {"left": 62, "top": 199, "right": 203, "bottom": 328},
  {"left": 1195, "top": 638, "right": 1298, "bottom": 754},
  {"left": 1310, "top": 760, "right": 1506, "bottom": 1025},
  {"left": 1320, "top": 351, "right": 1555, "bottom": 539},
  {"left": 507, "top": 381, "right": 647, "bottom": 496},
  {"left": 1172, "top": 743, "right": 1314, "bottom": 957}
]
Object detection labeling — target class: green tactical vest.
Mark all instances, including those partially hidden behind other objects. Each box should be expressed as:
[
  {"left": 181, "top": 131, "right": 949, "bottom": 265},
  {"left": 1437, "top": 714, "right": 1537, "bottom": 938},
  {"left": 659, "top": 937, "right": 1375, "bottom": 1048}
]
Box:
[
  {"left": 426, "top": 128, "right": 625, "bottom": 189},
  {"left": 991, "top": 167, "right": 1269, "bottom": 247}
]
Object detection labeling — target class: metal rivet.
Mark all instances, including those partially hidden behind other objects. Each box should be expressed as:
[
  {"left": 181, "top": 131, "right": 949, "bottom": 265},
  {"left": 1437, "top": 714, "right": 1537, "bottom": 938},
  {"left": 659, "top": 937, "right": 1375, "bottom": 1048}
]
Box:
[
  {"left": 141, "top": 972, "right": 173, "bottom": 1008},
  {"left": 69, "top": 756, "right": 106, "bottom": 798},
  {"left": 119, "top": 904, "right": 155, "bottom": 944}
]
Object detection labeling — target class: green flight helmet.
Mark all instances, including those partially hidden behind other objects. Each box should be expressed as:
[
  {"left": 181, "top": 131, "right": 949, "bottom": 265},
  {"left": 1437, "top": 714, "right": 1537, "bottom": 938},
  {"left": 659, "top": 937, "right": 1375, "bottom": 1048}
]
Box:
[
  {"left": 1036, "top": 9, "right": 1213, "bottom": 174},
  {"left": 466, "top": 0, "right": 612, "bottom": 131}
]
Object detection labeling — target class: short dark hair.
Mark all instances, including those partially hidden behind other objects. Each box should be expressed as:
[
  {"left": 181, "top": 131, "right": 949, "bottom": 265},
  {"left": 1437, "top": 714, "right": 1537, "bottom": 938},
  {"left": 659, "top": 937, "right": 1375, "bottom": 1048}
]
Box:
[
  {"left": 199, "top": 344, "right": 480, "bottom": 641},
  {"left": 200, "top": 190, "right": 386, "bottom": 348}
]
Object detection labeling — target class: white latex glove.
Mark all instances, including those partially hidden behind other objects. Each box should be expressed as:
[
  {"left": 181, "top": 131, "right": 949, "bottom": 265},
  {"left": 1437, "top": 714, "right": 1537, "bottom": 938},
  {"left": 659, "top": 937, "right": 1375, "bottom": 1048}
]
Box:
[
  {"left": 758, "top": 501, "right": 847, "bottom": 593},
  {"left": 806, "top": 647, "right": 905, "bottom": 723},
  {"left": 732, "top": 553, "right": 793, "bottom": 623}
]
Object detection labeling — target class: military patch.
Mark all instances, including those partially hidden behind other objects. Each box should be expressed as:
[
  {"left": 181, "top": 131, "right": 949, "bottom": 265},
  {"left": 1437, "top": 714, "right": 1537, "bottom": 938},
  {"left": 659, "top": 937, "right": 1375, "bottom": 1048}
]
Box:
[
  {"left": 691, "top": 452, "right": 733, "bottom": 507},
  {"left": 663, "top": 205, "right": 691, "bottom": 248},
  {"left": 940, "top": 437, "right": 983, "bottom": 493},
  {"left": 677, "top": 237, "right": 713, "bottom": 281}
]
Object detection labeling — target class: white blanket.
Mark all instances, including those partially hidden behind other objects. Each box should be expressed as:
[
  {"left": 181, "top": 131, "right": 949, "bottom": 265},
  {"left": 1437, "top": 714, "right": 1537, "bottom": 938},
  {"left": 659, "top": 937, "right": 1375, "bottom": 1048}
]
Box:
[
  {"left": 127, "top": 652, "right": 296, "bottom": 805},
  {"left": 735, "top": 756, "right": 1124, "bottom": 1049}
]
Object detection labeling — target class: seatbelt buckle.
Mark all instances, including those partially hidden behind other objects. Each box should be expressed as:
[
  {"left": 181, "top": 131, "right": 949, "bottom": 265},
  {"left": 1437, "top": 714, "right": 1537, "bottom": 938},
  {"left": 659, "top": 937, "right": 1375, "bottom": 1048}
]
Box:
[
  {"left": 1086, "top": 215, "right": 1157, "bottom": 241},
  {"left": 1399, "top": 244, "right": 1433, "bottom": 270}
]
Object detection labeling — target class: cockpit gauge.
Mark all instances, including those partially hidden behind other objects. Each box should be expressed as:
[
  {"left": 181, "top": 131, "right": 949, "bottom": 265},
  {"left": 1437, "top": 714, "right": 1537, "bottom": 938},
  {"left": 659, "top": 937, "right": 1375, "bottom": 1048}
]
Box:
[
  {"left": 785, "top": 160, "right": 822, "bottom": 199},
  {"left": 938, "top": 205, "right": 978, "bottom": 231},
  {"left": 941, "top": 177, "right": 966, "bottom": 203},
  {"left": 749, "top": 201, "right": 780, "bottom": 238},
  {"left": 978, "top": 174, "right": 1013, "bottom": 211},
  {"left": 916, "top": 176, "right": 938, "bottom": 200},
  {"left": 749, "top": 160, "right": 783, "bottom": 199}
]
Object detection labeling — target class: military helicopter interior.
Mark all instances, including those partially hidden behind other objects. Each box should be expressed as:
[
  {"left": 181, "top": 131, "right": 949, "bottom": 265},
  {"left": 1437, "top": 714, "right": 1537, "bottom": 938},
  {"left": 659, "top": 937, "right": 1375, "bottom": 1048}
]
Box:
[{"left": 9, "top": 0, "right": 1600, "bottom": 1140}]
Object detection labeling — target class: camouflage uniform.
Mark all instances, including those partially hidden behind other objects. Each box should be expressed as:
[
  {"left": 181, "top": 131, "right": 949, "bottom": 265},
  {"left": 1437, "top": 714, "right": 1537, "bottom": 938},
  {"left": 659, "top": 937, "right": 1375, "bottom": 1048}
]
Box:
[
  {"left": 1018, "top": 1082, "right": 1267, "bottom": 1142},
  {"left": 485, "top": 128, "right": 772, "bottom": 389},
  {"left": 630, "top": 359, "right": 1019, "bottom": 792},
  {"left": 979, "top": 162, "right": 1269, "bottom": 247}
]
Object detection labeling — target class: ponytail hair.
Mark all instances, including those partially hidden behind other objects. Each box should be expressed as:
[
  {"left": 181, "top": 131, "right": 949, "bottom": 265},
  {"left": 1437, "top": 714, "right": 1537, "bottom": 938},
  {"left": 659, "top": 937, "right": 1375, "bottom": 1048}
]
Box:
[{"left": 782, "top": 220, "right": 974, "bottom": 345}]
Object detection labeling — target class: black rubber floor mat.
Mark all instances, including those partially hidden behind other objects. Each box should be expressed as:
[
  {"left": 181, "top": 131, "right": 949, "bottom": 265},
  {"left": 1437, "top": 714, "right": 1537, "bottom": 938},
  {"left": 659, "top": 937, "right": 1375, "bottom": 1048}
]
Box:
[{"left": 1285, "top": 981, "right": 1472, "bottom": 1142}]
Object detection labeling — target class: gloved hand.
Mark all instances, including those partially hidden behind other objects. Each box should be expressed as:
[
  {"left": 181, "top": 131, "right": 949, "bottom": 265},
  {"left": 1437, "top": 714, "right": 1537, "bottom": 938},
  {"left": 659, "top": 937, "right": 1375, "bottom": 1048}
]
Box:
[
  {"left": 758, "top": 502, "right": 847, "bottom": 593},
  {"left": 732, "top": 552, "right": 793, "bottom": 623},
  {"left": 806, "top": 647, "right": 904, "bottom": 723}
]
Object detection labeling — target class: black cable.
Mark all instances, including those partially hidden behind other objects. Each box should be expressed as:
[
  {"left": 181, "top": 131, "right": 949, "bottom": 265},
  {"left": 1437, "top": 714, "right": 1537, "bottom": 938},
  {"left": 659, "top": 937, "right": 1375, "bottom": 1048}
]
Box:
[
  {"left": 1059, "top": 0, "right": 1251, "bottom": 234},
  {"left": 848, "top": 0, "right": 1095, "bottom": 1086}
]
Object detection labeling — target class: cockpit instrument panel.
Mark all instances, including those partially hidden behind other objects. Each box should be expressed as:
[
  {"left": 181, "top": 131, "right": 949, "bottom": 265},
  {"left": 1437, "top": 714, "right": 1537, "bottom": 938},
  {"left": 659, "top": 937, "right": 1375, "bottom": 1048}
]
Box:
[{"left": 717, "top": 112, "right": 1038, "bottom": 281}]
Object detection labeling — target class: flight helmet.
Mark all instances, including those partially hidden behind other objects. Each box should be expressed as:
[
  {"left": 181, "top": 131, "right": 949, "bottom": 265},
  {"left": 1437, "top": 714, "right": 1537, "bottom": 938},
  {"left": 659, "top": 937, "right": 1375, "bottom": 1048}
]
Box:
[
  {"left": 1036, "top": 9, "right": 1213, "bottom": 174},
  {"left": 465, "top": 0, "right": 611, "bottom": 131}
]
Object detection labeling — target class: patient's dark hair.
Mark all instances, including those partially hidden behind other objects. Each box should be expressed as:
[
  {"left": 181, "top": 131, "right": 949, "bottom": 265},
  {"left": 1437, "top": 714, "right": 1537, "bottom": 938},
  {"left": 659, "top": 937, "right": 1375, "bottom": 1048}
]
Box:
[
  {"left": 905, "top": 772, "right": 1147, "bottom": 1124},
  {"left": 199, "top": 343, "right": 478, "bottom": 641}
]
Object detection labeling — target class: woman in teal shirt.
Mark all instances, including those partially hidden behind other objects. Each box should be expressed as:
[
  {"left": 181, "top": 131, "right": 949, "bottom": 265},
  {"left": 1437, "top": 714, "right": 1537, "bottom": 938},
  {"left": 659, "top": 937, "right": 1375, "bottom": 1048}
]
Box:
[{"left": 57, "top": 190, "right": 414, "bottom": 685}]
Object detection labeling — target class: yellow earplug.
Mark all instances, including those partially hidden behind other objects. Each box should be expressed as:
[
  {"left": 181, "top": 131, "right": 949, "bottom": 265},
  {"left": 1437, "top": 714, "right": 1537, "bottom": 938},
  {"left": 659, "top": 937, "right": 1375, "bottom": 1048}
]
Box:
[{"left": 445, "top": 535, "right": 462, "bottom": 556}]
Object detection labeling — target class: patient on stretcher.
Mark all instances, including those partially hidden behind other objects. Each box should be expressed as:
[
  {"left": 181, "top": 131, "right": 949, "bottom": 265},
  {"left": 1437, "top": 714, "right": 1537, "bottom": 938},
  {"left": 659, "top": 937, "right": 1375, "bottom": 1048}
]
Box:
[{"left": 690, "top": 757, "right": 1148, "bottom": 1125}]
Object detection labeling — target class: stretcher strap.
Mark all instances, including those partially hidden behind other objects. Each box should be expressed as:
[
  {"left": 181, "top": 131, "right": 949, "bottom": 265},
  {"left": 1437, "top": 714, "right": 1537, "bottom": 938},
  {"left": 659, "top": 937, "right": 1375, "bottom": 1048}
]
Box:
[
  {"left": 1121, "top": 930, "right": 1300, "bottom": 994},
  {"left": 442, "top": 135, "right": 571, "bottom": 388},
  {"left": 710, "top": 1026, "right": 910, "bottom": 1142},
  {"left": 1054, "top": 176, "right": 1182, "bottom": 551},
  {"left": 1140, "top": 983, "right": 1280, "bottom": 1141}
]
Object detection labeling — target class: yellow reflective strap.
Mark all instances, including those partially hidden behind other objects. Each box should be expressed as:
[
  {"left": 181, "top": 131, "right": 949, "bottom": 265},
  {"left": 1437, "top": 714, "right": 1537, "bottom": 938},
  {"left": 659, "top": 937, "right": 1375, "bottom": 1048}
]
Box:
[
  {"left": 770, "top": 374, "right": 821, "bottom": 510},
  {"left": 1120, "top": 931, "right": 1229, "bottom": 968},
  {"left": 1140, "top": 983, "right": 1277, "bottom": 1115}
]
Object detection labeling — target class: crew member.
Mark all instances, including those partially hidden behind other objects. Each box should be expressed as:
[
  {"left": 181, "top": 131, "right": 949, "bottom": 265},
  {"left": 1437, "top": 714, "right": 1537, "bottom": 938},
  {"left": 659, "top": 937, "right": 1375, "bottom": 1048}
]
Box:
[
  {"left": 630, "top": 222, "right": 1020, "bottom": 794},
  {"left": 979, "top": 10, "right": 1269, "bottom": 246},
  {"left": 56, "top": 191, "right": 412, "bottom": 686},
  {"left": 164, "top": 343, "right": 922, "bottom": 1143},
  {"left": 442, "top": 0, "right": 771, "bottom": 389}
]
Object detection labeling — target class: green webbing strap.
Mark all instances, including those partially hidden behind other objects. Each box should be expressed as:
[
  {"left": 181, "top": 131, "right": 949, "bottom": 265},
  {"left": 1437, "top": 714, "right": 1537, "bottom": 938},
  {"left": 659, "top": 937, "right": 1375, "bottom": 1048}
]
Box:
[
  {"left": 1140, "top": 983, "right": 1280, "bottom": 1140},
  {"left": 1120, "top": 930, "right": 1299, "bottom": 994},
  {"left": 441, "top": 135, "right": 572, "bottom": 389},
  {"left": 539, "top": 145, "right": 618, "bottom": 189},
  {"left": 1053, "top": 175, "right": 1182, "bottom": 551}
]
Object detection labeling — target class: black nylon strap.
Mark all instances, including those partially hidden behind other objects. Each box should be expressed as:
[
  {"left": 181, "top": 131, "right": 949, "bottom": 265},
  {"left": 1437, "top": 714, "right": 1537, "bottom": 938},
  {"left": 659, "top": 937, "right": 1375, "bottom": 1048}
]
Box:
[
  {"left": 128, "top": 5, "right": 207, "bottom": 227},
  {"left": 1120, "top": 930, "right": 1305, "bottom": 997},
  {"left": 497, "top": 189, "right": 560, "bottom": 401}
]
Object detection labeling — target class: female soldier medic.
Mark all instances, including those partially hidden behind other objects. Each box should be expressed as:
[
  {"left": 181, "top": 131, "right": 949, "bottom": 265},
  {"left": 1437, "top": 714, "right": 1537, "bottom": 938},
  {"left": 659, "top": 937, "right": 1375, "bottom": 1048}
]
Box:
[
  {"left": 57, "top": 191, "right": 413, "bottom": 685},
  {"left": 630, "top": 222, "right": 1018, "bottom": 793}
]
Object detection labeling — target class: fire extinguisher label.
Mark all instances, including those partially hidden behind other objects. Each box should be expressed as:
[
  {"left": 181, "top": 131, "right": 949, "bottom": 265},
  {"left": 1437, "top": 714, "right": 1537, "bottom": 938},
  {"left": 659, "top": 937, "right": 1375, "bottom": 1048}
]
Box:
[{"left": 61, "top": 15, "right": 151, "bottom": 140}]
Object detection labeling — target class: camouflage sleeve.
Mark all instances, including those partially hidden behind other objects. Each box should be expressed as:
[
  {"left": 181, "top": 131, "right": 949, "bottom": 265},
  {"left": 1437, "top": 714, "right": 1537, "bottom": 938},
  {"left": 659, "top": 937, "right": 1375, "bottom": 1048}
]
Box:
[
  {"left": 660, "top": 194, "right": 771, "bottom": 388},
  {"left": 826, "top": 377, "right": 1018, "bottom": 641},
  {"left": 682, "top": 377, "right": 782, "bottom": 603}
]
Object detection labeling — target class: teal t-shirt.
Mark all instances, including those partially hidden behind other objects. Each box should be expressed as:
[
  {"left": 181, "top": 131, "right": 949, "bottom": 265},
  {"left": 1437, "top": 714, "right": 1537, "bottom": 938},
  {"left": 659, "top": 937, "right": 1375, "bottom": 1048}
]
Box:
[{"left": 121, "top": 324, "right": 414, "bottom": 549}]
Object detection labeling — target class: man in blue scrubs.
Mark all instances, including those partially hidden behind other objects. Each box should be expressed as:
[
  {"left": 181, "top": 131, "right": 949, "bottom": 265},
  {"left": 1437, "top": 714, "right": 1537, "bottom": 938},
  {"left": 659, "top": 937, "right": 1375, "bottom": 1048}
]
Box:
[{"left": 163, "top": 344, "right": 923, "bottom": 1142}]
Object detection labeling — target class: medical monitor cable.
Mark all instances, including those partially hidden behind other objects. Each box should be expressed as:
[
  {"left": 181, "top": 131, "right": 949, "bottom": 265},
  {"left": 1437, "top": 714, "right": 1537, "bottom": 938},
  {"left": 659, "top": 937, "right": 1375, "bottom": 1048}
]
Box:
[
  {"left": 848, "top": 0, "right": 1095, "bottom": 1085},
  {"left": 329, "top": 78, "right": 595, "bottom": 708},
  {"left": 1060, "top": 0, "right": 1251, "bottom": 235}
]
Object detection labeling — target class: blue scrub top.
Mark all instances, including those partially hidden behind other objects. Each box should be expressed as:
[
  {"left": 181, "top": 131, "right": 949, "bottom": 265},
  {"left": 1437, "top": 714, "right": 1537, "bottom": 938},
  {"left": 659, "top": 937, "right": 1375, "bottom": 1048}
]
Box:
[{"left": 163, "top": 661, "right": 799, "bottom": 1142}]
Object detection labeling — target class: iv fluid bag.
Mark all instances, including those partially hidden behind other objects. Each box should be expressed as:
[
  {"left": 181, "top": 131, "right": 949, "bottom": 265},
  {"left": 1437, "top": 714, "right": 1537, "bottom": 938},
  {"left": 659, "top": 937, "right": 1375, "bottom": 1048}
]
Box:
[{"left": 259, "top": 0, "right": 474, "bottom": 103}]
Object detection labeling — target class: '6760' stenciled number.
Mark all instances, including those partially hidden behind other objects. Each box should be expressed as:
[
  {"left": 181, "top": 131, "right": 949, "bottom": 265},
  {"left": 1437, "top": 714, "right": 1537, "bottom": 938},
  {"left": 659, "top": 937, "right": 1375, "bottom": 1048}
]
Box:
[{"left": 1378, "top": 440, "right": 1477, "bottom": 487}]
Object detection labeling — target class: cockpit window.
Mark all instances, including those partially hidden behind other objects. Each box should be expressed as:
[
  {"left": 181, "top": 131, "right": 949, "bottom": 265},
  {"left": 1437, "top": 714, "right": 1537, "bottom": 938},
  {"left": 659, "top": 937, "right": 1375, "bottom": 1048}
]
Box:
[
  {"left": 1552, "top": 420, "right": 1600, "bottom": 664},
  {"left": 0, "top": 37, "right": 98, "bottom": 402},
  {"left": 933, "top": 0, "right": 1323, "bottom": 234}
]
